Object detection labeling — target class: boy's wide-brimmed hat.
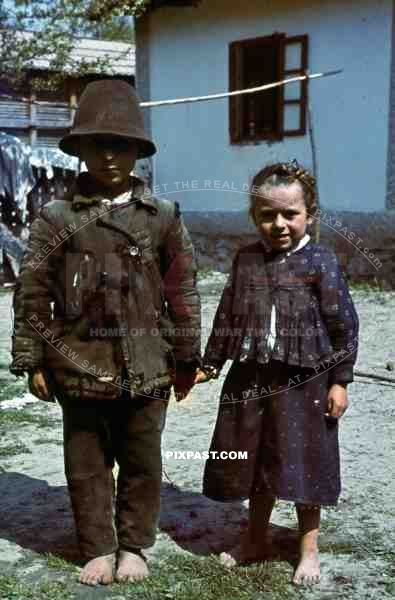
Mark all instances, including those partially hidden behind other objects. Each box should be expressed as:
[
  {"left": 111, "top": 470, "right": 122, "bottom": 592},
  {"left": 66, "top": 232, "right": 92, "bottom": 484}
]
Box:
[{"left": 59, "top": 79, "right": 156, "bottom": 159}]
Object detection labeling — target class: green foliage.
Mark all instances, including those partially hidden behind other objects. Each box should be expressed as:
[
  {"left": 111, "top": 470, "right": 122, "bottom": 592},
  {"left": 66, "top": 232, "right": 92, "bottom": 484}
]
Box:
[
  {"left": 0, "top": 407, "right": 60, "bottom": 432},
  {"left": 0, "top": 377, "right": 26, "bottom": 402},
  {"left": 0, "top": 441, "right": 31, "bottom": 457},
  {"left": 33, "top": 437, "right": 63, "bottom": 445},
  {"left": 0, "top": 1, "right": 148, "bottom": 89},
  {"left": 0, "top": 576, "right": 74, "bottom": 600},
  {"left": 89, "top": 16, "right": 135, "bottom": 42},
  {"left": 0, "top": 555, "right": 297, "bottom": 600},
  {"left": 88, "top": 0, "right": 152, "bottom": 20},
  {"left": 45, "top": 553, "right": 79, "bottom": 573},
  {"left": 119, "top": 554, "right": 297, "bottom": 600}
]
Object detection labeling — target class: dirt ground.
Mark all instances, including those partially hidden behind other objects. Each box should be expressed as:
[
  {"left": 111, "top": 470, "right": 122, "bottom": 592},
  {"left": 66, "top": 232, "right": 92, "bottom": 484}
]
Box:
[{"left": 0, "top": 276, "right": 394, "bottom": 599}]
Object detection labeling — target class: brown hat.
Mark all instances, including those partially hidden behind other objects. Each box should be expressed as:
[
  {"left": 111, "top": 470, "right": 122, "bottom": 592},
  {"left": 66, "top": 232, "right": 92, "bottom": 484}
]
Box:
[{"left": 59, "top": 79, "right": 156, "bottom": 159}]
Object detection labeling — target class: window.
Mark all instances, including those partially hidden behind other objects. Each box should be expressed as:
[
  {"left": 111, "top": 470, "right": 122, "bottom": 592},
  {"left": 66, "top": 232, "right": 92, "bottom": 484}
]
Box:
[{"left": 229, "top": 33, "right": 308, "bottom": 143}]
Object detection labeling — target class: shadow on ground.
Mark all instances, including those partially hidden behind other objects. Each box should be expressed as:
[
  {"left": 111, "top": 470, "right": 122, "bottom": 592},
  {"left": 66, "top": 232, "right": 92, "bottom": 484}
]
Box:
[
  {"left": 0, "top": 471, "right": 79, "bottom": 561},
  {"left": 160, "top": 482, "right": 299, "bottom": 565},
  {"left": 0, "top": 473, "right": 298, "bottom": 567}
]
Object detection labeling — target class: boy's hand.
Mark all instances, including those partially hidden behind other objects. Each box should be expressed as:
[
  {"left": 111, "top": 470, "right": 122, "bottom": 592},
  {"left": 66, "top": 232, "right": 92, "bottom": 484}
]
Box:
[
  {"left": 173, "top": 367, "right": 196, "bottom": 402},
  {"left": 28, "top": 369, "right": 51, "bottom": 401},
  {"left": 326, "top": 384, "right": 348, "bottom": 419},
  {"left": 194, "top": 369, "right": 209, "bottom": 384}
]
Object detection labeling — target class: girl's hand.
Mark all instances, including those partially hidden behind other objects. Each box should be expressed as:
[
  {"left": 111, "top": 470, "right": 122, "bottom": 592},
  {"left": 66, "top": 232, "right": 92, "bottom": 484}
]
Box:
[
  {"left": 194, "top": 369, "right": 210, "bottom": 384},
  {"left": 173, "top": 369, "right": 195, "bottom": 402},
  {"left": 326, "top": 384, "right": 348, "bottom": 419}
]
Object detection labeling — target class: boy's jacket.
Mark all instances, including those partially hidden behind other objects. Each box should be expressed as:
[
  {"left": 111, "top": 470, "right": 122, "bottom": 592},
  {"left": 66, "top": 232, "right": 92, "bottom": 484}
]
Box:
[{"left": 10, "top": 173, "right": 201, "bottom": 399}]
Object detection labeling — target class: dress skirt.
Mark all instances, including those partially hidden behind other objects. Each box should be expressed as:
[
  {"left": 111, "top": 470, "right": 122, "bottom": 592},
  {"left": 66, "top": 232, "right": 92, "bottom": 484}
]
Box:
[{"left": 203, "top": 360, "right": 341, "bottom": 506}]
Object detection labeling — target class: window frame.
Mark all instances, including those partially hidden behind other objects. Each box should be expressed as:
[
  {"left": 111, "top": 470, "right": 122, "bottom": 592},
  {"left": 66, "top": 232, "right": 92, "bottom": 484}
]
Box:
[{"left": 229, "top": 33, "right": 309, "bottom": 144}]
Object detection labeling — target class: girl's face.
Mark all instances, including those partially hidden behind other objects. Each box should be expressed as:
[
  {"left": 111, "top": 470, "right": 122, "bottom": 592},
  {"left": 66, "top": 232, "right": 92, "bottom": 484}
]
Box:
[{"left": 252, "top": 181, "right": 313, "bottom": 252}]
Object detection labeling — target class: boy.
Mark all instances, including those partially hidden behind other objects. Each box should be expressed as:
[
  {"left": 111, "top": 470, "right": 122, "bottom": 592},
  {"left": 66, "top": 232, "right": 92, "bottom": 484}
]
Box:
[{"left": 10, "top": 80, "right": 201, "bottom": 586}]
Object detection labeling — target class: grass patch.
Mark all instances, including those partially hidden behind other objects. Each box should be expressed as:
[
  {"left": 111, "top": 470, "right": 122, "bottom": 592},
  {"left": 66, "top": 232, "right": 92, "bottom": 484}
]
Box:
[
  {"left": 0, "top": 409, "right": 38, "bottom": 426},
  {"left": 349, "top": 281, "right": 392, "bottom": 301},
  {"left": 320, "top": 520, "right": 395, "bottom": 572},
  {"left": 0, "top": 441, "right": 31, "bottom": 457},
  {"left": 0, "top": 554, "right": 299, "bottom": 600},
  {"left": 33, "top": 438, "right": 63, "bottom": 446},
  {"left": 0, "top": 286, "right": 14, "bottom": 295},
  {"left": 35, "top": 415, "right": 62, "bottom": 430},
  {"left": 117, "top": 554, "right": 297, "bottom": 600},
  {"left": 2, "top": 550, "right": 394, "bottom": 600},
  {"left": 45, "top": 553, "right": 78, "bottom": 574},
  {"left": 0, "top": 378, "right": 27, "bottom": 403},
  {"left": 384, "top": 578, "right": 395, "bottom": 596},
  {"left": 320, "top": 540, "right": 361, "bottom": 557},
  {"left": 349, "top": 280, "right": 383, "bottom": 292},
  {"left": 14, "top": 554, "right": 300, "bottom": 599},
  {"left": 0, "top": 409, "right": 59, "bottom": 430},
  {"left": 197, "top": 266, "right": 217, "bottom": 278},
  {"left": 0, "top": 575, "right": 74, "bottom": 600}
]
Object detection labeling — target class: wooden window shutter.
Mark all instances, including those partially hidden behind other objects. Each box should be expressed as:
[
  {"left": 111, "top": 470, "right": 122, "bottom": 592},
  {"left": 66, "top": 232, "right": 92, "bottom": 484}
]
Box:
[
  {"left": 273, "top": 33, "right": 286, "bottom": 139},
  {"left": 281, "top": 34, "right": 309, "bottom": 136},
  {"left": 229, "top": 41, "right": 244, "bottom": 143}
]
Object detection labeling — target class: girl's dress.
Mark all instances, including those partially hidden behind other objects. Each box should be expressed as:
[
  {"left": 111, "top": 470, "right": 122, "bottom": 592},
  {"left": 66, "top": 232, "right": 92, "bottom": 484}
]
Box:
[{"left": 202, "top": 236, "right": 359, "bottom": 506}]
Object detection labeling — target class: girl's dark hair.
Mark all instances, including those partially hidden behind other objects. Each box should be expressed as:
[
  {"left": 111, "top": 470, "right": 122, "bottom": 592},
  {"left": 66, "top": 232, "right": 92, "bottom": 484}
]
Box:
[{"left": 250, "top": 160, "right": 317, "bottom": 213}]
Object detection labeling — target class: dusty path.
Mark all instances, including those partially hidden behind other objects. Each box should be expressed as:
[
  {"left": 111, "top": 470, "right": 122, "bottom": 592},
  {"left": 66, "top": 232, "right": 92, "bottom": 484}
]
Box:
[{"left": 0, "top": 278, "right": 394, "bottom": 599}]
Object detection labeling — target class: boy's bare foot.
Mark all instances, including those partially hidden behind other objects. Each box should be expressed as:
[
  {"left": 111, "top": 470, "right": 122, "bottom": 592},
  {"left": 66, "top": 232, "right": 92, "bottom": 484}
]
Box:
[
  {"left": 79, "top": 554, "right": 115, "bottom": 586},
  {"left": 292, "top": 549, "right": 320, "bottom": 585},
  {"left": 115, "top": 550, "right": 149, "bottom": 583}
]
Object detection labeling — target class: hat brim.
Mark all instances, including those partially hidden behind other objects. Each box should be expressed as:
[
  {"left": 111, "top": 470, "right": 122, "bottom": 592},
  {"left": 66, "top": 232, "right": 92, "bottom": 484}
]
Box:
[{"left": 59, "top": 130, "right": 157, "bottom": 160}]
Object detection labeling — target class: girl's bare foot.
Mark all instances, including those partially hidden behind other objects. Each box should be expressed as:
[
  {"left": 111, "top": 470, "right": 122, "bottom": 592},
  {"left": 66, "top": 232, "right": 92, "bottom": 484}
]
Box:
[
  {"left": 219, "top": 544, "right": 242, "bottom": 568},
  {"left": 115, "top": 550, "right": 149, "bottom": 583},
  {"left": 219, "top": 539, "right": 267, "bottom": 567},
  {"left": 294, "top": 504, "right": 321, "bottom": 585},
  {"left": 79, "top": 553, "right": 115, "bottom": 586},
  {"left": 293, "top": 548, "right": 320, "bottom": 585},
  {"left": 221, "top": 494, "right": 276, "bottom": 568}
]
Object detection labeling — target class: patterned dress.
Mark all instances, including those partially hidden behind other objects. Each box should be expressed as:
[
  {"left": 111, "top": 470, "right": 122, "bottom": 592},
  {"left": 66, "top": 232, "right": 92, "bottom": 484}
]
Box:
[{"left": 202, "top": 240, "right": 359, "bottom": 506}]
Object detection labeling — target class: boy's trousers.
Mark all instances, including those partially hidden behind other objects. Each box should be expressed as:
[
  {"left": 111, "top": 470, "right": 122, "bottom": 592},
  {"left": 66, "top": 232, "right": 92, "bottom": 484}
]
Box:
[{"left": 57, "top": 386, "right": 169, "bottom": 559}]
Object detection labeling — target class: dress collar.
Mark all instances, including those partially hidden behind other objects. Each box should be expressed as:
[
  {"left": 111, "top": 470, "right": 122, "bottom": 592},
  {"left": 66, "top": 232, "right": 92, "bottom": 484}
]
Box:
[{"left": 289, "top": 234, "right": 311, "bottom": 255}]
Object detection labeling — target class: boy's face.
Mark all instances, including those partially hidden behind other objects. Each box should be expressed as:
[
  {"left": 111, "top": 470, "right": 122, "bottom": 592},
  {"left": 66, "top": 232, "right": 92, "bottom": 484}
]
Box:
[
  {"left": 252, "top": 182, "right": 313, "bottom": 252},
  {"left": 79, "top": 135, "right": 138, "bottom": 198}
]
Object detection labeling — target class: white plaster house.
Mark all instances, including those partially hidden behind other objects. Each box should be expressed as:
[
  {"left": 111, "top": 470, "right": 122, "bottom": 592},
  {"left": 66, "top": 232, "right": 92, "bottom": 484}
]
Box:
[{"left": 135, "top": 0, "right": 395, "bottom": 213}]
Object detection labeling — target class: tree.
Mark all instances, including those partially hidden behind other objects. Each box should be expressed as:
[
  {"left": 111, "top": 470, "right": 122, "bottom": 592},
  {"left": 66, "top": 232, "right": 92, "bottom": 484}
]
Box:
[
  {"left": 0, "top": 1, "right": 150, "bottom": 90},
  {"left": 86, "top": 16, "right": 135, "bottom": 43}
]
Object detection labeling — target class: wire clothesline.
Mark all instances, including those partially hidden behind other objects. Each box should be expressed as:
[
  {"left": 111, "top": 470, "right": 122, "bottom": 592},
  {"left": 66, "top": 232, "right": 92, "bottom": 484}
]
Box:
[
  {"left": 0, "top": 69, "right": 342, "bottom": 110},
  {"left": 140, "top": 69, "right": 343, "bottom": 108}
]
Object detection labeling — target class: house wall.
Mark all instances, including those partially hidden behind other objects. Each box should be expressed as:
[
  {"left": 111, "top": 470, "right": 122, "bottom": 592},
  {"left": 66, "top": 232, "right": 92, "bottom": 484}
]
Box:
[
  {"left": 138, "top": 0, "right": 393, "bottom": 213},
  {"left": 386, "top": 0, "right": 395, "bottom": 208}
]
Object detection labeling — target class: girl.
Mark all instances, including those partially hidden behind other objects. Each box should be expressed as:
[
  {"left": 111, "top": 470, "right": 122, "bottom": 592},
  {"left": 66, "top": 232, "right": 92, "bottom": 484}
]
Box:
[{"left": 195, "top": 161, "right": 359, "bottom": 585}]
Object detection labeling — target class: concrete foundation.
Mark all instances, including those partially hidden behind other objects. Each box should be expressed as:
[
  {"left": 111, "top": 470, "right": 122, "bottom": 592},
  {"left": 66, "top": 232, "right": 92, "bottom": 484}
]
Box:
[{"left": 184, "top": 210, "right": 395, "bottom": 288}]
